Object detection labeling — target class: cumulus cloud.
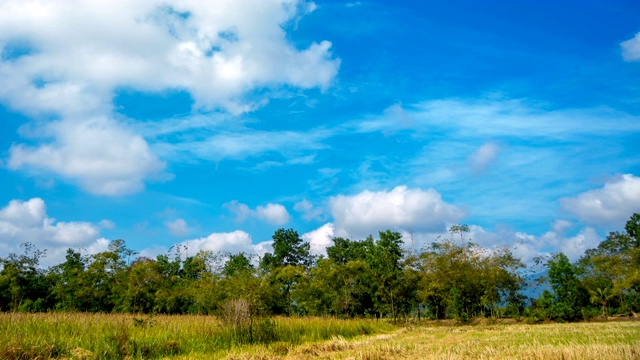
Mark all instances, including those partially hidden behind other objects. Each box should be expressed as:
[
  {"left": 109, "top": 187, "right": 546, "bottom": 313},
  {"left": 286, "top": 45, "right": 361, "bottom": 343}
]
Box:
[
  {"left": 302, "top": 222, "right": 334, "bottom": 255},
  {"left": 467, "top": 142, "right": 500, "bottom": 174},
  {"left": 621, "top": 32, "right": 640, "bottom": 62},
  {"left": 560, "top": 174, "right": 640, "bottom": 226},
  {"left": 180, "top": 230, "right": 272, "bottom": 257},
  {"left": 0, "top": 198, "right": 105, "bottom": 266},
  {"left": 0, "top": 0, "right": 339, "bottom": 194},
  {"left": 510, "top": 227, "right": 601, "bottom": 263},
  {"left": 226, "top": 201, "right": 291, "bottom": 225},
  {"left": 329, "top": 185, "right": 464, "bottom": 238},
  {"left": 0, "top": 0, "right": 339, "bottom": 114},
  {"left": 8, "top": 116, "right": 165, "bottom": 195},
  {"left": 256, "top": 203, "right": 290, "bottom": 226},
  {"left": 225, "top": 201, "right": 253, "bottom": 222},
  {"left": 165, "top": 218, "right": 190, "bottom": 237},
  {"left": 552, "top": 219, "right": 573, "bottom": 234}
]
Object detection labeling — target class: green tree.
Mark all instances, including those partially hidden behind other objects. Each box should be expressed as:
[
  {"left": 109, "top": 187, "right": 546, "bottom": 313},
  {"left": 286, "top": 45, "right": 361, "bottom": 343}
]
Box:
[
  {"left": 589, "top": 286, "right": 614, "bottom": 318},
  {"left": 0, "top": 243, "right": 48, "bottom": 311},
  {"left": 578, "top": 213, "right": 640, "bottom": 315},
  {"left": 417, "top": 226, "right": 524, "bottom": 320},
  {"left": 545, "top": 253, "right": 587, "bottom": 321},
  {"left": 259, "top": 229, "right": 312, "bottom": 315},
  {"left": 367, "top": 230, "right": 404, "bottom": 321},
  {"left": 117, "top": 257, "right": 163, "bottom": 313},
  {"left": 50, "top": 249, "right": 90, "bottom": 311},
  {"left": 260, "top": 228, "right": 311, "bottom": 270},
  {"left": 224, "top": 253, "right": 254, "bottom": 278}
]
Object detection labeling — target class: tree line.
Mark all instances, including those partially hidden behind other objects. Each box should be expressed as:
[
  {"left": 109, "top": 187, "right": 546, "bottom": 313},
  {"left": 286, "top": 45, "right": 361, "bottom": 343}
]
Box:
[{"left": 1, "top": 214, "right": 638, "bottom": 322}]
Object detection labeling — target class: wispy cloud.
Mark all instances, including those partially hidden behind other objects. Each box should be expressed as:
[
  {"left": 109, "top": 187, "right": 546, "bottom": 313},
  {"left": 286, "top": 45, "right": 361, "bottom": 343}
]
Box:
[
  {"left": 353, "top": 99, "right": 640, "bottom": 139},
  {"left": 467, "top": 142, "right": 500, "bottom": 174},
  {"left": 621, "top": 32, "right": 640, "bottom": 62}
]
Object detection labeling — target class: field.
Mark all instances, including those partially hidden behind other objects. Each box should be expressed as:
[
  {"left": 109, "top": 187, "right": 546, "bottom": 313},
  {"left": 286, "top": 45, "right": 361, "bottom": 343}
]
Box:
[{"left": 1, "top": 313, "right": 639, "bottom": 359}]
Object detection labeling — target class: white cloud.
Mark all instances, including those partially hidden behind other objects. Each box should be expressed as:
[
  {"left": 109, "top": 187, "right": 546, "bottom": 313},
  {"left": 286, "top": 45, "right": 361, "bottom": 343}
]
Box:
[
  {"left": 225, "top": 201, "right": 253, "bottom": 222},
  {"left": 552, "top": 219, "right": 573, "bottom": 234},
  {"left": 165, "top": 218, "right": 190, "bottom": 237},
  {"left": 0, "top": 0, "right": 339, "bottom": 194},
  {"left": 294, "top": 199, "right": 324, "bottom": 221},
  {"left": 226, "top": 201, "right": 291, "bottom": 225},
  {"left": 256, "top": 203, "right": 290, "bottom": 226},
  {"left": 329, "top": 185, "right": 464, "bottom": 238},
  {"left": 561, "top": 174, "right": 640, "bottom": 226},
  {"left": 621, "top": 32, "right": 640, "bottom": 62},
  {"left": 354, "top": 99, "right": 640, "bottom": 139},
  {"left": 8, "top": 116, "right": 165, "bottom": 195},
  {"left": 414, "top": 223, "right": 601, "bottom": 264},
  {"left": 157, "top": 127, "right": 332, "bottom": 163},
  {"left": 0, "top": 0, "right": 339, "bottom": 115},
  {"left": 467, "top": 142, "right": 500, "bottom": 174},
  {"left": 302, "top": 222, "right": 334, "bottom": 255},
  {"left": 511, "top": 227, "right": 601, "bottom": 263},
  {"left": 0, "top": 198, "right": 105, "bottom": 266},
  {"left": 98, "top": 219, "right": 115, "bottom": 230},
  {"left": 181, "top": 230, "right": 271, "bottom": 257}
]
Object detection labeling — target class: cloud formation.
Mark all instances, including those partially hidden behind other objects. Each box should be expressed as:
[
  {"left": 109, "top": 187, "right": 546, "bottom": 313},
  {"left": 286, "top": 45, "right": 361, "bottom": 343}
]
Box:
[
  {"left": 294, "top": 199, "right": 324, "bottom": 221},
  {"left": 0, "top": 198, "right": 106, "bottom": 266},
  {"left": 329, "top": 185, "right": 464, "bottom": 238},
  {"left": 8, "top": 116, "right": 165, "bottom": 195},
  {"left": 0, "top": 0, "right": 338, "bottom": 114},
  {"left": 354, "top": 99, "right": 640, "bottom": 139},
  {"left": 226, "top": 201, "right": 291, "bottom": 226},
  {"left": 180, "top": 230, "right": 272, "bottom": 257},
  {"left": 467, "top": 142, "right": 500, "bottom": 174},
  {"left": 301, "top": 222, "right": 334, "bottom": 255},
  {"left": 561, "top": 174, "right": 640, "bottom": 226},
  {"left": 165, "top": 218, "right": 190, "bottom": 237},
  {"left": 621, "top": 32, "right": 640, "bottom": 62},
  {"left": 0, "top": 0, "right": 339, "bottom": 195}
]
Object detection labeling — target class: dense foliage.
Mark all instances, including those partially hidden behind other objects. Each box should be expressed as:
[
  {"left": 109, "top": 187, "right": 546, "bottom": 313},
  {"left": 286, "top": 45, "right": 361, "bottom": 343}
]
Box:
[{"left": 1, "top": 214, "right": 639, "bottom": 322}]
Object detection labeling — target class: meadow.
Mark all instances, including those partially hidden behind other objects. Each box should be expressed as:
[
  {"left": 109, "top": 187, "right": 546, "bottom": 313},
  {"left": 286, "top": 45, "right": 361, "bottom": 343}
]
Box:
[
  {"left": 0, "top": 313, "right": 392, "bottom": 359},
  {"left": 2, "top": 313, "right": 639, "bottom": 359}
]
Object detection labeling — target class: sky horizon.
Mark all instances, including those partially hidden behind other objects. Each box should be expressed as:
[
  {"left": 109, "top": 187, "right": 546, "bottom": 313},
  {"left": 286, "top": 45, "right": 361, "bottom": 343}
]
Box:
[{"left": 1, "top": 0, "right": 640, "bottom": 267}]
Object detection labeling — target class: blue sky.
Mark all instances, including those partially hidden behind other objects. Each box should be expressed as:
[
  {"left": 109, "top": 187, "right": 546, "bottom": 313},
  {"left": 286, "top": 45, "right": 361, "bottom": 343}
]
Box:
[{"left": 1, "top": 0, "right": 640, "bottom": 266}]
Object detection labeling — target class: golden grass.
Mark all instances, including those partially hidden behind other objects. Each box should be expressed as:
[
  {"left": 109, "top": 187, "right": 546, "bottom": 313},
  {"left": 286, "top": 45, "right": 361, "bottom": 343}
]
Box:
[
  {"left": 284, "top": 320, "right": 640, "bottom": 360},
  {"left": 1, "top": 313, "right": 638, "bottom": 359}
]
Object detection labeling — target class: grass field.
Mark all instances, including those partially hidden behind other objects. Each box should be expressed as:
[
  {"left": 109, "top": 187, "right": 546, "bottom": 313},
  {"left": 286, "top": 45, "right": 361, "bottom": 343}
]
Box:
[
  {"left": 2, "top": 313, "right": 639, "bottom": 359},
  {"left": 285, "top": 320, "right": 640, "bottom": 360}
]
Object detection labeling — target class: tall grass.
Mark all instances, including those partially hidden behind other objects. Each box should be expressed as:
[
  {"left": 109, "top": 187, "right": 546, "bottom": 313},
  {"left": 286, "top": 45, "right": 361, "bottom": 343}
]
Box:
[
  {"left": 0, "top": 313, "right": 394, "bottom": 359},
  {"left": 4, "top": 314, "right": 638, "bottom": 359}
]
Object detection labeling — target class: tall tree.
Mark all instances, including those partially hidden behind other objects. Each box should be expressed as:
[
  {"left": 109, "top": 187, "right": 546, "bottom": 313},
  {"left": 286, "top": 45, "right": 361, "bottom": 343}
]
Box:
[
  {"left": 367, "top": 230, "right": 404, "bottom": 321},
  {"left": 544, "top": 252, "right": 587, "bottom": 321},
  {"left": 260, "top": 228, "right": 311, "bottom": 270},
  {"left": 578, "top": 213, "right": 640, "bottom": 315},
  {"left": 0, "top": 243, "right": 48, "bottom": 311}
]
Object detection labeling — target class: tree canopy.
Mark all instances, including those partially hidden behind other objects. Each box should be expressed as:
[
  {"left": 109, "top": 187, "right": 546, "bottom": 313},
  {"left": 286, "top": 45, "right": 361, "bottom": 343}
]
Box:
[{"left": 1, "top": 214, "right": 639, "bottom": 322}]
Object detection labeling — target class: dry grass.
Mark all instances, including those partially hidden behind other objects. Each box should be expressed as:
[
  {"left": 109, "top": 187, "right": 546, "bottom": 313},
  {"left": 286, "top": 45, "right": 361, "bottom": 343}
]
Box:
[
  {"left": 283, "top": 320, "right": 640, "bottom": 360},
  {"left": 2, "top": 313, "right": 638, "bottom": 359}
]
